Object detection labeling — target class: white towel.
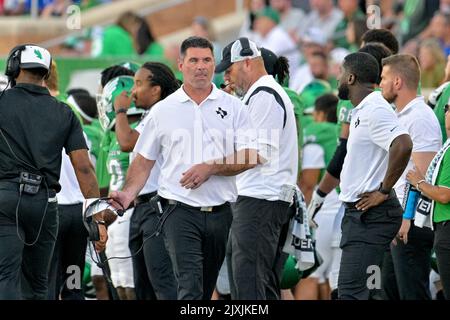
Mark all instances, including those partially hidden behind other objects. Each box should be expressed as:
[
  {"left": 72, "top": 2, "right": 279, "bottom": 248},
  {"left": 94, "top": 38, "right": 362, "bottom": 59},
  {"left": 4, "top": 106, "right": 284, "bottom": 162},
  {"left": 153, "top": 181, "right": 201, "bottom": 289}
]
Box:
[{"left": 282, "top": 186, "right": 316, "bottom": 271}]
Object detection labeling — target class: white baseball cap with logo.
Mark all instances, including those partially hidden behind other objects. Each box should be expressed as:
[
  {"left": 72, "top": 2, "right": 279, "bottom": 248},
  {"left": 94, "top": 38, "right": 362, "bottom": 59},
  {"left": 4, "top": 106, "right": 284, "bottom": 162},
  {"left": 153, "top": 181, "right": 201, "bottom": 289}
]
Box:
[{"left": 19, "top": 45, "right": 52, "bottom": 71}]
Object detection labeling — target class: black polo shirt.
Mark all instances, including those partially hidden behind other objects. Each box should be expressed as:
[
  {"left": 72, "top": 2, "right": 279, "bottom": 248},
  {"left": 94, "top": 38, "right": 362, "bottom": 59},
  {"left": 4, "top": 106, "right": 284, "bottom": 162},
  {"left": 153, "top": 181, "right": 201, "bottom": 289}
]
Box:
[{"left": 0, "top": 83, "right": 87, "bottom": 192}]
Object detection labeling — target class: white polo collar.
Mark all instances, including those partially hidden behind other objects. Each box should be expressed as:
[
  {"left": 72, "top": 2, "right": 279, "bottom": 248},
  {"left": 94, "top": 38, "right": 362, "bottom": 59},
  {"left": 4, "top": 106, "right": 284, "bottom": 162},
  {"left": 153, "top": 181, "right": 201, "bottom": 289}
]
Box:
[
  {"left": 353, "top": 90, "right": 380, "bottom": 110},
  {"left": 175, "top": 83, "right": 220, "bottom": 103},
  {"left": 396, "top": 96, "right": 425, "bottom": 115}
]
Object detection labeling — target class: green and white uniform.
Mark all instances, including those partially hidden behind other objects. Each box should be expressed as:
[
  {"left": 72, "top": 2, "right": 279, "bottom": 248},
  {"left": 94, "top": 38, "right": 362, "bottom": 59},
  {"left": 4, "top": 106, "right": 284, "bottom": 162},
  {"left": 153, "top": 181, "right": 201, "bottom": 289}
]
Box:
[{"left": 302, "top": 120, "right": 341, "bottom": 287}]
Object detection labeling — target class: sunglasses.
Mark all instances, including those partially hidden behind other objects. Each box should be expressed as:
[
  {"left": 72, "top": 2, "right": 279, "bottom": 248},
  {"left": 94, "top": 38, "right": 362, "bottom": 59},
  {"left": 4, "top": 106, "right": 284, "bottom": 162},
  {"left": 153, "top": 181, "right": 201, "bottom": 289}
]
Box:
[{"left": 445, "top": 104, "right": 449, "bottom": 114}]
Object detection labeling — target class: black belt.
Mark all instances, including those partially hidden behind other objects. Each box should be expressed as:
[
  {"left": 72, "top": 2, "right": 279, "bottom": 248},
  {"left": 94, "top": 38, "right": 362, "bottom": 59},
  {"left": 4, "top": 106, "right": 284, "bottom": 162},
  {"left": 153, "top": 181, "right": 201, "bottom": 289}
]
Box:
[
  {"left": 164, "top": 198, "right": 229, "bottom": 213},
  {"left": 344, "top": 201, "right": 359, "bottom": 209},
  {"left": 0, "top": 178, "right": 56, "bottom": 198},
  {"left": 134, "top": 191, "right": 158, "bottom": 206}
]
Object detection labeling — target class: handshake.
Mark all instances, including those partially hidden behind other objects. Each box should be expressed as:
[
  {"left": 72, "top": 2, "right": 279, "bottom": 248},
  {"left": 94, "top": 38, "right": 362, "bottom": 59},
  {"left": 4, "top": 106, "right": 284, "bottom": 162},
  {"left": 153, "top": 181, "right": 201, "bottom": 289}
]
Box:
[{"left": 306, "top": 189, "right": 327, "bottom": 228}]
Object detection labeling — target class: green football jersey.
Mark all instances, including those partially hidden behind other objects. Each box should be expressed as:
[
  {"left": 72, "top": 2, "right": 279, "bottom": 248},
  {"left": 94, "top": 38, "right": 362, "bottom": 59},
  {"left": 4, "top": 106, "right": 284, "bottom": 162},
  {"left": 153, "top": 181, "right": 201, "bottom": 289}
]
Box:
[
  {"left": 336, "top": 99, "right": 353, "bottom": 137},
  {"left": 96, "top": 130, "right": 113, "bottom": 189},
  {"left": 83, "top": 119, "right": 103, "bottom": 161},
  {"left": 303, "top": 122, "right": 338, "bottom": 179},
  {"left": 106, "top": 122, "right": 138, "bottom": 192}
]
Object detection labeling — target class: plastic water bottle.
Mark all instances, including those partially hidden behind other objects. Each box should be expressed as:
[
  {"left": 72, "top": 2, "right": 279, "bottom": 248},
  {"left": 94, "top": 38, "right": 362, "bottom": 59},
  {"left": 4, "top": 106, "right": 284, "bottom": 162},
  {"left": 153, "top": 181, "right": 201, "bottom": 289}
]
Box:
[{"left": 403, "top": 183, "right": 420, "bottom": 220}]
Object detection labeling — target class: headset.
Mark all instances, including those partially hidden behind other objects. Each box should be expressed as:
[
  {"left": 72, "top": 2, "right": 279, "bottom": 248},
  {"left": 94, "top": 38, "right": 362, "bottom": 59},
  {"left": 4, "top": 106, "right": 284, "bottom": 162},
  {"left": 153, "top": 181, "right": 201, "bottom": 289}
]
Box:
[
  {"left": 83, "top": 197, "right": 125, "bottom": 241},
  {"left": 85, "top": 195, "right": 177, "bottom": 270},
  {"left": 5, "top": 44, "right": 52, "bottom": 86},
  {"left": 238, "top": 37, "right": 255, "bottom": 57}
]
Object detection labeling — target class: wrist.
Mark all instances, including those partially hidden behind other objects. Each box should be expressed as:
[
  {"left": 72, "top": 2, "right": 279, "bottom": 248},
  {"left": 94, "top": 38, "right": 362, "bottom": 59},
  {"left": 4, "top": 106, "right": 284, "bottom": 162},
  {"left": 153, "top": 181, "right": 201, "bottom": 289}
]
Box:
[
  {"left": 316, "top": 188, "right": 328, "bottom": 198},
  {"left": 115, "top": 107, "right": 128, "bottom": 114},
  {"left": 416, "top": 179, "right": 426, "bottom": 192},
  {"left": 378, "top": 184, "right": 391, "bottom": 196}
]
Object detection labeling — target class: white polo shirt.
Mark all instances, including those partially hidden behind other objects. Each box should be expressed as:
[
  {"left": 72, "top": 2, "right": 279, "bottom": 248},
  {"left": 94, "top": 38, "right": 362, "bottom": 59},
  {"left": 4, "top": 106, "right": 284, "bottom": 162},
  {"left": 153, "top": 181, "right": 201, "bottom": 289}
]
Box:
[
  {"left": 339, "top": 91, "right": 409, "bottom": 203},
  {"left": 134, "top": 84, "right": 255, "bottom": 207},
  {"left": 130, "top": 111, "right": 161, "bottom": 196},
  {"left": 256, "top": 26, "right": 301, "bottom": 75},
  {"left": 58, "top": 133, "right": 90, "bottom": 205},
  {"left": 393, "top": 96, "right": 442, "bottom": 205},
  {"left": 237, "top": 75, "right": 299, "bottom": 201}
]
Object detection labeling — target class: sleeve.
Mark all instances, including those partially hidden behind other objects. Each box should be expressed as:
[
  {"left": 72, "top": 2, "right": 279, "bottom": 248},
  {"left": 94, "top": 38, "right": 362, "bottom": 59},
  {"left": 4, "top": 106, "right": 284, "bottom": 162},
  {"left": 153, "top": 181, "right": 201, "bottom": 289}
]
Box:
[
  {"left": 408, "top": 116, "right": 442, "bottom": 153},
  {"left": 233, "top": 100, "right": 258, "bottom": 151},
  {"left": 247, "top": 92, "right": 284, "bottom": 157},
  {"left": 437, "top": 149, "right": 450, "bottom": 188},
  {"left": 135, "top": 111, "right": 151, "bottom": 135},
  {"left": 134, "top": 114, "right": 161, "bottom": 161},
  {"left": 64, "top": 110, "right": 88, "bottom": 154},
  {"left": 302, "top": 144, "right": 325, "bottom": 169},
  {"left": 368, "top": 105, "right": 409, "bottom": 151}
]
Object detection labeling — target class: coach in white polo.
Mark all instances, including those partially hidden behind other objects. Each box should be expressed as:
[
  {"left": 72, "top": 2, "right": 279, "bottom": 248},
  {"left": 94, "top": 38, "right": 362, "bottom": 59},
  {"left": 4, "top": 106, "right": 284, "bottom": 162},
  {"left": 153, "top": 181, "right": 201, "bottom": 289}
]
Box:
[
  {"left": 379, "top": 54, "right": 442, "bottom": 300},
  {"left": 110, "top": 36, "right": 258, "bottom": 300},
  {"left": 215, "top": 38, "right": 298, "bottom": 300},
  {"left": 336, "top": 52, "right": 412, "bottom": 300}
]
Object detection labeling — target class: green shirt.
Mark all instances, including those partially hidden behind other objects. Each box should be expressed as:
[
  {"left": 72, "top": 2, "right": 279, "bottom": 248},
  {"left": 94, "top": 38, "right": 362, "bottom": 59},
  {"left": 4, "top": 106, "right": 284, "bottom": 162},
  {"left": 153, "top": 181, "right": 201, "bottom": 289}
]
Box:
[
  {"left": 333, "top": 10, "right": 366, "bottom": 50},
  {"left": 83, "top": 119, "right": 103, "bottom": 161},
  {"left": 96, "top": 130, "right": 113, "bottom": 189},
  {"left": 434, "top": 84, "right": 450, "bottom": 143},
  {"left": 105, "top": 122, "right": 138, "bottom": 192},
  {"left": 92, "top": 25, "right": 135, "bottom": 57},
  {"left": 336, "top": 99, "right": 353, "bottom": 137},
  {"left": 433, "top": 146, "right": 450, "bottom": 223},
  {"left": 144, "top": 42, "right": 165, "bottom": 58},
  {"left": 303, "top": 122, "right": 338, "bottom": 179}
]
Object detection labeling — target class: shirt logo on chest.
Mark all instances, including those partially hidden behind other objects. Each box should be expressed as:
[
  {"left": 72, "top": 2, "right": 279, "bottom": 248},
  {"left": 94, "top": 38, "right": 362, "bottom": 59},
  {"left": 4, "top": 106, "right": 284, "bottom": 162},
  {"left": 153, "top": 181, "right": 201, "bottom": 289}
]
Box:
[
  {"left": 354, "top": 117, "right": 360, "bottom": 128},
  {"left": 216, "top": 107, "right": 228, "bottom": 119}
]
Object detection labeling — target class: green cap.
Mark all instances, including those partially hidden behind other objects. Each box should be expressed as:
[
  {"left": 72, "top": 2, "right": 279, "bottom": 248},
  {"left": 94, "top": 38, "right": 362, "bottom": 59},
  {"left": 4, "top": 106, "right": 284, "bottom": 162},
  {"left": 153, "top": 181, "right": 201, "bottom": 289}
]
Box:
[{"left": 256, "top": 7, "right": 280, "bottom": 24}]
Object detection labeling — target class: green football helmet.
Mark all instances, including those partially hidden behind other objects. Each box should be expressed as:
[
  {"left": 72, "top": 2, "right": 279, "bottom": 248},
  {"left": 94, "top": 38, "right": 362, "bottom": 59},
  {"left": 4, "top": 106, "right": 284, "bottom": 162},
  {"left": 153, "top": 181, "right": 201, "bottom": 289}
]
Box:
[
  {"left": 119, "top": 61, "right": 141, "bottom": 73},
  {"left": 299, "top": 79, "right": 333, "bottom": 114},
  {"left": 97, "top": 75, "right": 145, "bottom": 131}
]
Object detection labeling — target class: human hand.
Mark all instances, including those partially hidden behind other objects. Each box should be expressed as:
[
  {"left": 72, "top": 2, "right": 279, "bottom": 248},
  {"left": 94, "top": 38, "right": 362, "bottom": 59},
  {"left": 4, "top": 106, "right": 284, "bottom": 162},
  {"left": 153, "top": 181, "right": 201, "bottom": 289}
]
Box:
[
  {"left": 393, "top": 219, "right": 411, "bottom": 245},
  {"left": 356, "top": 191, "right": 388, "bottom": 211},
  {"left": 180, "top": 163, "right": 213, "bottom": 189},
  {"left": 109, "top": 190, "right": 134, "bottom": 211},
  {"left": 406, "top": 170, "right": 424, "bottom": 187},
  {"left": 94, "top": 223, "right": 108, "bottom": 252},
  {"left": 113, "top": 91, "right": 132, "bottom": 113},
  {"left": 306, "top": 190, "right": 326, "bottom": 228}
]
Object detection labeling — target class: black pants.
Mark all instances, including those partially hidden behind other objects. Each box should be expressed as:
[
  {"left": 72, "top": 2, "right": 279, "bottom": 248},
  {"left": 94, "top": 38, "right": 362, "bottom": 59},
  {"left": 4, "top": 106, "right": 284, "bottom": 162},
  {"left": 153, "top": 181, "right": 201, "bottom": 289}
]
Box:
[
  {"left": 434, "top": 220, "right": 450, "bottom": 299},
  {"left": 381, "top": 224, "right": 433, "bottom": 300},
  {"left": 338, "top": 196, "right": 402, "bottom": 300},
  {"left": 162, "top": 202, "right": 232, "bottom": 300},
  {"left": 0, "top": 181, "right": 58, "bottom": 300},
  {"left": 47, "top": 203, "right": 88, "bottom": 300},
  {"left": 128, "top": 200, "right": 177, "bottom": 300},
  {"left": 228, "top": 196, "right": 293, "bottom": 300}
]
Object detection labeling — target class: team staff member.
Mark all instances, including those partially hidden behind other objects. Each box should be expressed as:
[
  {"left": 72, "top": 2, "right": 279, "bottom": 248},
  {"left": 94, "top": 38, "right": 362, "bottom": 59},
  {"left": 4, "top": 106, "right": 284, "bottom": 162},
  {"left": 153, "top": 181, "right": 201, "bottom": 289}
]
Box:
[
  {"left": 215, "top": 38, "right": 298, "bottom": 300},
  {"left": 406, "top": 103, "right": 450, "bottom": 299},
  {"left": 113, "top": 62, "right": 179, "bottom": 300},
  {"left": 0, "top": 44, "right": 106, "bottom": 300},
  {"left": 336, "top": 52, "right": 412, "bottom": 300},
  {"left": 379, "top": 54, "right": 442, "bottom": 300},
  {"left": 111, "top": 36, "right": 258, "bottom": 300}
]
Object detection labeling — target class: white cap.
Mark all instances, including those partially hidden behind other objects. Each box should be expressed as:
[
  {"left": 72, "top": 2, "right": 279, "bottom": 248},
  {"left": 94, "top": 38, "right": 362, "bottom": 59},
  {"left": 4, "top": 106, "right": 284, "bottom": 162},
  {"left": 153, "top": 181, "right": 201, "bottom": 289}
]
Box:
[
  {"left": 230, "top": 38, "right": 261, "bottom": 63},
  {"left": 20, "top": 45, "right": 51, "bottom": 71}
]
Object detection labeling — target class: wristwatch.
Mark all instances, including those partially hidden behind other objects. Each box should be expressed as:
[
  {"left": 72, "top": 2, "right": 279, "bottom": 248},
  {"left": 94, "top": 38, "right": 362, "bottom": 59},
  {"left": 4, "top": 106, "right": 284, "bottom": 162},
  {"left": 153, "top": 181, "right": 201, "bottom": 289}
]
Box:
[
  {"left": 115, "top": 107, "right": 128, "bottom": 114},
  {"left": 378, "top": 184, "right": 391, "bottom": 195}
]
